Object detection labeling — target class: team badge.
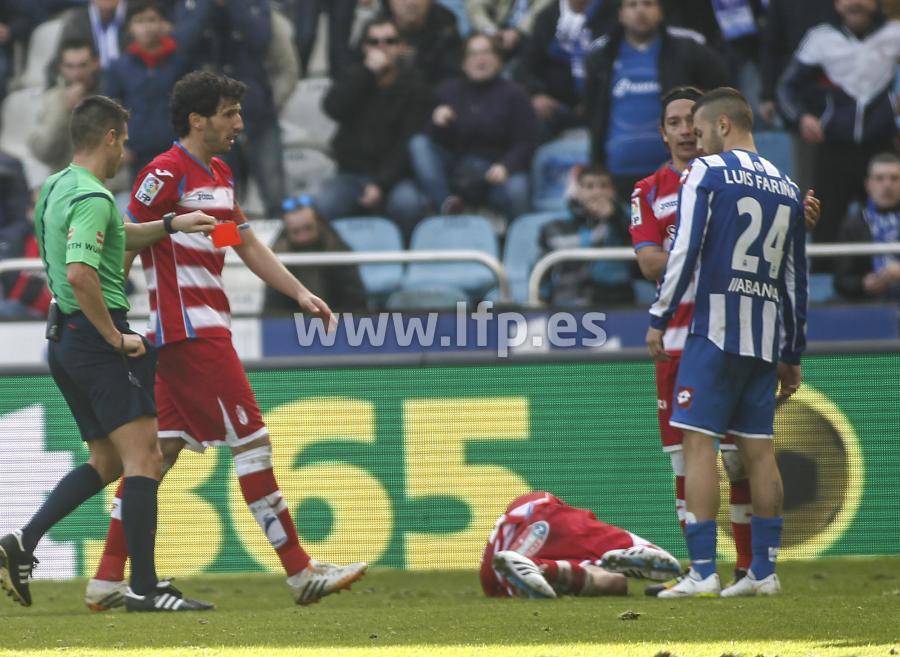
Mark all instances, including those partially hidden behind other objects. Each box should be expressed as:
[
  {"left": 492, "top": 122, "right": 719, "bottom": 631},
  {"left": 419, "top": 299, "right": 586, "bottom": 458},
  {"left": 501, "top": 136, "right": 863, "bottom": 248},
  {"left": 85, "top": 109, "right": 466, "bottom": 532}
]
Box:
[
  {"left": 676, "top": 386, "right": 694, "bottom": 409},
  {"left": 67, "top": 228, "right": 74, "bottom": 241},
  {"left": 96, "top": 231, "right": 105, "bottom": 246},
  {"left": 510, "top": 520, "right": 550, "bottom": 557},
  {"left": 135, "top": 173, "right": 164, "bottom": 206}
]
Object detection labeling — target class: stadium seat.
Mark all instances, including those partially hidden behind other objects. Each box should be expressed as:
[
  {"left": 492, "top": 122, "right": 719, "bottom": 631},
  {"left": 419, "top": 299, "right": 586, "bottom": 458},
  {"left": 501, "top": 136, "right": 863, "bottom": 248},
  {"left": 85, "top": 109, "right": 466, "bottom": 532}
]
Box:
[
  {"left": 283, "top": 146, "right": 337, "bottom": 206},
  {"left": 385, "top": 285, "right": 469, "bottom": 311},
  {"left": 503, "top": 211, "right": 567, "bottom": 303},
  {"left": 331, "top": 217, "right": 405, "bottom": 299},
  {"left": 633, "top": 280, "right": 658, "bottom": 307},
  {"left": 531, "top": 137, "right": 589, "bottom": 211},
  {"left": 404, "top": 215, "right": 499, "bottom": 296},
  {"left": 0, "top": 87, "right": 51, "bottom": 188},
  {"left": 754, "top": 130, "right": 794, "bottom": 179},
  {"left": 809, "top": 273, "right": 835, "bottom": 304},
  {"left": 279, "top": 77, "right": 335, "bottom": 152},
  {"left": 16, "top": 18, "right": 63, "bottom": 90}
]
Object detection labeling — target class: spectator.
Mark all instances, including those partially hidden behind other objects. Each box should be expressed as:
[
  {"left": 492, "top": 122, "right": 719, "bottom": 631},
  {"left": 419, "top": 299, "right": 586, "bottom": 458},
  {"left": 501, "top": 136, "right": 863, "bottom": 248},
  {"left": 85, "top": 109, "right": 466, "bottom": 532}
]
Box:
[
  {"left": 28, "top": 38, "right": 101, "bottom": 175},
  {"left": 200, "top": 0, "right": 286, "bottom": 219},
  {"left": 58, "top": 0, "right": 129, "bottom": 70},
  {"left": 758, "top": 0, "right": 835, "bottom": 192},
  {"left": 290, "top": 0, "right": 358, "bottom": 77},
  {"left": 263, "top": 194, "right": 367, "bottom": 314},
  {"left": 408, "top": 32, "right": 537, "bottom": 220},
  {"left": 538, "top": 164, "right": 634, "bottom": 306},
  {"left": 266, "top": 6, "right": 300, "bottom": 110},
  {"left": 835, "top": 153, "right": 900, "bottom": 302},
  {"left": 0, "top": 153, "right": 49, "bottom": 320},
  {"left": 777, "top": 0, "right": 900, "bottom": 252},
  {"left": 464, "top": 0, "right": 554, "bottom": 60},
  {"left": 319, "top": 16, "right": 429, "bottom": 236},
  {"left": 516, "top": 0, "right": 619, "bottom": 141},
  {"left": 386, "top": 0, "right": 463, "bottom": 86},
  {"left": 0, "top": 2, "right": 30, "bottom": 101},
  {"left": 104, "top": 0, "right": 212, "bottom": 179},
  {"left": 584, "top": 0, "right": 729, "bottom": 202}
]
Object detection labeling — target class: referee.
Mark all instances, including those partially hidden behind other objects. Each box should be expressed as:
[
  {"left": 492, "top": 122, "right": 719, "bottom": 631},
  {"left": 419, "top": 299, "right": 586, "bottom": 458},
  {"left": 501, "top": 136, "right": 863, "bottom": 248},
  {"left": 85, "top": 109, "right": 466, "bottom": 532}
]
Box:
[{"left": 0, "top": 96, "right": 215, "bottom": 612}]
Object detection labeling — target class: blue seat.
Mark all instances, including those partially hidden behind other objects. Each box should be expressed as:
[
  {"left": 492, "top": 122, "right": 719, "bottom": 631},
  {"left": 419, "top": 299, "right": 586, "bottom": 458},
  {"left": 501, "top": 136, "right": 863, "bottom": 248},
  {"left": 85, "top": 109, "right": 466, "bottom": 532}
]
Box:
[
  {"left": 633, "top": 280, "right": 658, "bottom": 307},
  {"left": 385, "top": 285, "right": 469, "bottom": 311},
  {"left": 531, "top": 137, "right": 589, "bottom": 211},
  {"left": 809, "top": 273, "right": 835, "bottom": 304},
  {"left": 503, "top": 211, "right": 568, "bottom": 303},
  {"left": 331, "top": 217, "right": 404, "bottom": 298},
  {"left": 754, "top": 130, "right": 794, "bottom": 179},
  {"left": 404, "top": 215, "right": 499, "bottom": 295}
]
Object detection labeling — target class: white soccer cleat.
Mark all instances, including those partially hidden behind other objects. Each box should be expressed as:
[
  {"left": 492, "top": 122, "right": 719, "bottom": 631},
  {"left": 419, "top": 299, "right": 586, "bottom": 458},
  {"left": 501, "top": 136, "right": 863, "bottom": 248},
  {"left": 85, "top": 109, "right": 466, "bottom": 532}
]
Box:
[
  {"left": 85, "top": 578, "right": 127, "bottom": 611},
  {"left": 720, "top": 571, "right": 780, "bottom": 597},
  {"left": 492, "top": 550, "right": 557, "bottom": 599},
  {"left": 657, "top": 569, "right": 721, "bottom": 598},
  {"left": 287, "top": 559, "right": 368, "bottom": 606},
  {"left": 600, "top": 545, "right": 682, "bottom": 581}
]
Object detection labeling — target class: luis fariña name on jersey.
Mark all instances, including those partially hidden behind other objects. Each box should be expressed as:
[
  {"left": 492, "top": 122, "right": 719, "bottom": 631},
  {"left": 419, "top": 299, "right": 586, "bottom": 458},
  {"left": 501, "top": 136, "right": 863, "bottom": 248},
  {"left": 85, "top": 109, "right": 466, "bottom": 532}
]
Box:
[{"left": 722, "top": 168, "right": 799, "bottom": 202}]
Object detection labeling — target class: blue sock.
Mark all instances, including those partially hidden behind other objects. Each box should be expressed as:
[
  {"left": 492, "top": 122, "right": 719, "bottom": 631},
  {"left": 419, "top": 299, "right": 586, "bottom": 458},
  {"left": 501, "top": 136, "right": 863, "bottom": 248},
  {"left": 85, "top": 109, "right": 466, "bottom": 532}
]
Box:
[
  {"left": 750, "top": 515, "right": 782, "bottom": 579},
  {"left": 122, "top": 476, "right": 160, "bottom": 596},
  {"left": 684, "top": 520, "right": 717, "bottom": 579},
  {"left": 21, "top": 464, "right": 104, "bottom": 553}
]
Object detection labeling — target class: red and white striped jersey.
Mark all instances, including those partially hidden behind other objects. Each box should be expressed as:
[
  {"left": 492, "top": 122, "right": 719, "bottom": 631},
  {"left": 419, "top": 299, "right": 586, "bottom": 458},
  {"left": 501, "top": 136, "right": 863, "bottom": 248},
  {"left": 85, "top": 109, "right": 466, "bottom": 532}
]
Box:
[
  {"left": 630, "top": 163, "right": 695, "bottom": 354},
  {"left": 127, "top": 142, "right": 246, "bottom": 346}
]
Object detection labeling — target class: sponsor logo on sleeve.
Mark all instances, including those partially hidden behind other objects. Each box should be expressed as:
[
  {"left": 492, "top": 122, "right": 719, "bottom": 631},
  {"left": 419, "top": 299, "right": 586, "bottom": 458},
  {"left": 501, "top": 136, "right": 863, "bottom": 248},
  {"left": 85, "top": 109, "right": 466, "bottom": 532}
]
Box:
[
  {"left": 676, "top": 386, "right": 694, "bottom": 409},
  {"left": 630, "top": 195, "right": 642, "bottom": 227},
  {"left": 154, "top": 168, "right": 174, "bottom": 178},
  {"left": 135, "top": 173, "right": 164, "bottom": 206},
  {"left": 95, "top": 231, "right": 104, "bottom": 246}
]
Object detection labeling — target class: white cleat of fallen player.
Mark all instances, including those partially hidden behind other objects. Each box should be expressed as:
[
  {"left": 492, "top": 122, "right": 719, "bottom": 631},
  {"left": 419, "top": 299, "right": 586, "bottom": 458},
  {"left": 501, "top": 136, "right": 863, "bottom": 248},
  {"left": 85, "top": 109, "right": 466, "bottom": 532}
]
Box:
[
  {"left": 720, "top": 571, "right": 781, "bottom": 597},
  {"left": 492, "top": 550, "right": 557, "bottom": 599},
  {"left": 657, "top": 569, "right": 721, "bottom": 598},
  {"left": 85, "top": 578, "right": 127, "bottom": 611},
  {"left": 287, "top": 559, "right": 368, "bottom": 606},
  {"left": 599, "top": 545, "right": 682, "bottom": 581}
]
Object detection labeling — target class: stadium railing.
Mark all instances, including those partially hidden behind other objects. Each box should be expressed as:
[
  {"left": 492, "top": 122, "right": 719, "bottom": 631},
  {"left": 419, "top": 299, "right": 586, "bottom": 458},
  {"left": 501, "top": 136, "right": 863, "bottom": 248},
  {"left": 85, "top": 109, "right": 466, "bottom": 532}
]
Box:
[{"left": 526, "top": 242, "right": 900, "bottom": 305}]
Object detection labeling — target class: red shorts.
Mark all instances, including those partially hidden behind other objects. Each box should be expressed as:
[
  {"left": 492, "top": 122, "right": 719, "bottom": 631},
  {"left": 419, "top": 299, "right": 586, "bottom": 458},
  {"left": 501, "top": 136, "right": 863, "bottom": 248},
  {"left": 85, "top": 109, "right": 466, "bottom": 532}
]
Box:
[
  {"left": 156, "top": 337, "right": 266, "bottom": 452},
  {"left": 656, "top": 355, "right": 735, "bottom": 452}
]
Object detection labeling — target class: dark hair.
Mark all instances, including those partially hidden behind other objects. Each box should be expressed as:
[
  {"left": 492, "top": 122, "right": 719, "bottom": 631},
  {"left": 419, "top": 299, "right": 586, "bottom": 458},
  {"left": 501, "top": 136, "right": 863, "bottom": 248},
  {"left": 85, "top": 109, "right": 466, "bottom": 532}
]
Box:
[
  {"left": 58, "top": 37, "right": 98, "bottom": 60},
  {"left": 660, "top": 86, "right": 703, "bottom": 126},
  {"left": 169, "top": 71, "right": 247, "bottom": 137},
  {"left": 464, "top": 32, "right": 503, "bottom": 59},
  {"left": 126, "top": 0, "right": 167, "bottom": 22},
  {"left": 70, "top": 95, "right": 129, "bottom": 151},
  {"left": 692, "top": 87, "right": 753, "bottom": 131},
  {"left": 577, "top": 163, "right": 612, "bottom": 182},
  {"left": 868, "top": 152, "right": 900, "bottom": 175}
]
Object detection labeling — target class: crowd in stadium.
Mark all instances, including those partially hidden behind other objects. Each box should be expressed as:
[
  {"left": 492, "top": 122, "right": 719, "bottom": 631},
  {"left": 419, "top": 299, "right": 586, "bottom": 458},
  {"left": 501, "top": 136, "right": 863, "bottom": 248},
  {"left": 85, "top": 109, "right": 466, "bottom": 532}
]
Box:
[{"left": 0, "top": 0, "right": 897, "bottom": 317}]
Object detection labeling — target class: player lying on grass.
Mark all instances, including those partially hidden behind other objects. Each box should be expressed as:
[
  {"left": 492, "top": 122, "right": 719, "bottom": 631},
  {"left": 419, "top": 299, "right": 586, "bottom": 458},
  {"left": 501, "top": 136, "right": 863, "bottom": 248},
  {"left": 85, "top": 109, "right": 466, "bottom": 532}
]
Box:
[{"left": 480, "top": 492, "right": 681, "bottom": 598}]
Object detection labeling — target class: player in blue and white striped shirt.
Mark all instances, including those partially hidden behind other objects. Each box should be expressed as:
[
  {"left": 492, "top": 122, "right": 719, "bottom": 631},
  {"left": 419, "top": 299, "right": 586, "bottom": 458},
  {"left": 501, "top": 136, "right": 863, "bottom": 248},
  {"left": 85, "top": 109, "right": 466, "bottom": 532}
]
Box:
[{"left": 646, "top": 88, "right": 809, "bottom": 598}]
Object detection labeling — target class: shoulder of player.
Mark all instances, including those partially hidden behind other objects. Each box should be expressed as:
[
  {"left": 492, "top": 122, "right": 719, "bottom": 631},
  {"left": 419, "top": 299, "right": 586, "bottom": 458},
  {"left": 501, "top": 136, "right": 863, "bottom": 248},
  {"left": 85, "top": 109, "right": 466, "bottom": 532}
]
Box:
[{"left": 210, "top": 156, "right": 235, "bottom": 180}]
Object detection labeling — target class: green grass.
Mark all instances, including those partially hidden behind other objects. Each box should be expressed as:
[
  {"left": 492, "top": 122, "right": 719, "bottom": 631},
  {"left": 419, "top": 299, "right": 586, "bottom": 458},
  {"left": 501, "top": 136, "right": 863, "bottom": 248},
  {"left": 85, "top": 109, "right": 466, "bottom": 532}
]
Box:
[{"left": 2, "top": 559, "right": 899, "bottom": 657}]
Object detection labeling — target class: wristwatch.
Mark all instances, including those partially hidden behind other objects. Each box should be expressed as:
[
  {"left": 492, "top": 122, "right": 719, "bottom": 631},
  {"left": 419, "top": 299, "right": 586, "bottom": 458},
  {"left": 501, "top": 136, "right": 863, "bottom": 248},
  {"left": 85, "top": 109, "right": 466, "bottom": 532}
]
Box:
[{"left": 162, "top": 212, "right": 177, "bottom": 234}]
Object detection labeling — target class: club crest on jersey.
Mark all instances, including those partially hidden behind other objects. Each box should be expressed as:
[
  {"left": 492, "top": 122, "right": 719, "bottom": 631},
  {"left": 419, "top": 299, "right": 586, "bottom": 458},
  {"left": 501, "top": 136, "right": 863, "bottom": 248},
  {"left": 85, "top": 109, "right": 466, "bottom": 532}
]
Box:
[
  {"left": 676, "top": 386, "right": 694, "bottom": 408},
  {"left": 135, "top": 173, "right": 164, "bottom": 206},
  {"left": 510, "top": 520, "right": 549, "bottom": 557}
]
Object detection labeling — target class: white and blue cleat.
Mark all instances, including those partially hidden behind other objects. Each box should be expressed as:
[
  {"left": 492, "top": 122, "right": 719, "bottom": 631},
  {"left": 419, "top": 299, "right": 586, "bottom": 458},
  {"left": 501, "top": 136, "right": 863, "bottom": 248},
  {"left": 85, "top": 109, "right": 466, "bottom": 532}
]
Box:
[
  {"left": 492, "top": 551, "right": 557, "bottom": 599},
  {"left": 599, "top": 545, "right": 682, "bottom": 581}
]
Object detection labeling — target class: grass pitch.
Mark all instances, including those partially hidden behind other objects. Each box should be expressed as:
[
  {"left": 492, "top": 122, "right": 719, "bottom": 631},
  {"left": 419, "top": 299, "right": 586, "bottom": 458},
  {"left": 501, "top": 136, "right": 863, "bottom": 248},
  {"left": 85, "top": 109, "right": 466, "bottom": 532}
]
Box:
[{"left": 1, "top": 558, "right": 899, "bottom": 657}]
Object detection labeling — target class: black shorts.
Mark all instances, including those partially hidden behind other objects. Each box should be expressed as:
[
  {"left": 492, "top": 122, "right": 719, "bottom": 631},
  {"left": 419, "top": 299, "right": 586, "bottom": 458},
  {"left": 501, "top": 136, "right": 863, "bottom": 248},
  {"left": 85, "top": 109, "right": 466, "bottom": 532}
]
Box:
[{"left": 48, "top": 310, "right": 157, "bottom": 441}]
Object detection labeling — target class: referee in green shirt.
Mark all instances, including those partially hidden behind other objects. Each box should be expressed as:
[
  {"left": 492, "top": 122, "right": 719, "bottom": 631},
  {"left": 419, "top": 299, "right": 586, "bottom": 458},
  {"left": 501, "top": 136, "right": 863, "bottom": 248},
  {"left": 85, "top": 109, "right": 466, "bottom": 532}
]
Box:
[{"left": 0, "top": 96, "right": 216, "bottom": 612}]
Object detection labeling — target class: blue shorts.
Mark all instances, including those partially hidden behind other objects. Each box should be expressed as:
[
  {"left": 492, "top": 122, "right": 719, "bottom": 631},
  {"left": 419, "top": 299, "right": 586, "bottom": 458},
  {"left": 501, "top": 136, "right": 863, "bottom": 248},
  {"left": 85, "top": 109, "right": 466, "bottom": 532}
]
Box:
[
  {"left": 48, "top": 310, "right": 157, "bottom": 441},
  {"left": 669, "top": 335, "right": 777, "bottom": 439}
]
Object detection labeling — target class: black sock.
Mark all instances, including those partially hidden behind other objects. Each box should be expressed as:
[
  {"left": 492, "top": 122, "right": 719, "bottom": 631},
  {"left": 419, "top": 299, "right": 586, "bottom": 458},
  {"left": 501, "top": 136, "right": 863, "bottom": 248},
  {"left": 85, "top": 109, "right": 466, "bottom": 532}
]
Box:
[
  {"left": 121, "top": 476, "right": 159, "bottom": 596},
  {"left": 21, "top": 464, "right": 104, "bottom": 553}
]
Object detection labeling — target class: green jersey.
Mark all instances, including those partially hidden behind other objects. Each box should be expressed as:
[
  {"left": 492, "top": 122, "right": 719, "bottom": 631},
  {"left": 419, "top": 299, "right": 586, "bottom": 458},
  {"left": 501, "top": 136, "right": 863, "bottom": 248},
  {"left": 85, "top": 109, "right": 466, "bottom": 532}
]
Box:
[{"left": 34, "top": 164, "right": 129, "bottom": 314}]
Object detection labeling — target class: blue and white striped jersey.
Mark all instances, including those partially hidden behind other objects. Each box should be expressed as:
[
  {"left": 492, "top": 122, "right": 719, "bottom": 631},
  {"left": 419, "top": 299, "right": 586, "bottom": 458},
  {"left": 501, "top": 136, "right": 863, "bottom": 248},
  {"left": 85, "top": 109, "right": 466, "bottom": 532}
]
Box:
[{"left": 649, "top": 149, "right": 808, "bottom": 364}]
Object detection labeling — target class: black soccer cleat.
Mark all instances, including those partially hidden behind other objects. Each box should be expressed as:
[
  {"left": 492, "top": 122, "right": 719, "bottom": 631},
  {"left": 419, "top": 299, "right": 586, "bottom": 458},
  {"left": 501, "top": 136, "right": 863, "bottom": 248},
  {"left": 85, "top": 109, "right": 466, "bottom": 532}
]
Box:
[
  {"left": 124, "top": 579, "right": 215, "bottom": 612},
  {"left": 0, "top": 530, "right": 38, "bottom": 607}
]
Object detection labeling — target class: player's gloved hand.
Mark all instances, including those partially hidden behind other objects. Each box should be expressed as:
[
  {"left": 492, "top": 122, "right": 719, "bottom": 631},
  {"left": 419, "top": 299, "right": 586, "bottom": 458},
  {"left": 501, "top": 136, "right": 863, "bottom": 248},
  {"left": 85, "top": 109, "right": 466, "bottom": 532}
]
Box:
[
  {"left": 803, "top": 189, "right": 820, "bottom": 231},
  {"left": 173, "top": 211, "right": 217, "bottom": 234},
  {"left": 776, "top": 362, "right": 802, "bottom": 401},
  {"left": 646, "top": 327, "right": 670, "bottom": 361},
  {"left": 297, "top": 291, "right": 336, "bottom": 333}
]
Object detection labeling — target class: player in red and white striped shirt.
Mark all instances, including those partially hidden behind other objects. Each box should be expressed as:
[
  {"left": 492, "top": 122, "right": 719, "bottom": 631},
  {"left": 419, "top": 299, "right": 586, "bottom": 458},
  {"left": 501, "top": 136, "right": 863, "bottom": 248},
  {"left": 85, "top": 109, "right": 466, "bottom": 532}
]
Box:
[
  {"left": 631, "top": 87, "right": 820, "bottom": 595},
  {"left": 86, "top": 71, "right": 366, "bottom": 609}
]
